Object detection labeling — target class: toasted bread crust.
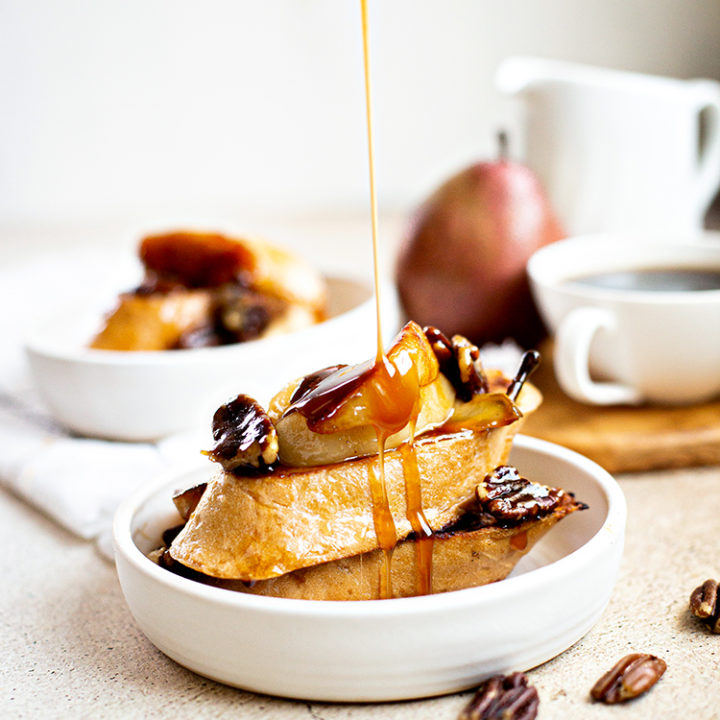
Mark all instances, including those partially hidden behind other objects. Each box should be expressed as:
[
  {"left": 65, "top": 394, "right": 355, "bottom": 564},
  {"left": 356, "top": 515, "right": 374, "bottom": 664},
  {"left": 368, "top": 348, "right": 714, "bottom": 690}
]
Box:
[
  {"left": 210, "top": 505, "right": 575, "bottom": 600},
  {"left": 170, "top": 423, "right": 526, "bottom": 581}
]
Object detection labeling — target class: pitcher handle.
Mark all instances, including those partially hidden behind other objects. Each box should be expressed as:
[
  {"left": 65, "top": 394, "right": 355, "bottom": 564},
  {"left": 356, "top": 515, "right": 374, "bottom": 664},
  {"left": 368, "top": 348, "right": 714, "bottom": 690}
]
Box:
[{"left": 691, "top": 80, "right": 720, "bottom": 219}]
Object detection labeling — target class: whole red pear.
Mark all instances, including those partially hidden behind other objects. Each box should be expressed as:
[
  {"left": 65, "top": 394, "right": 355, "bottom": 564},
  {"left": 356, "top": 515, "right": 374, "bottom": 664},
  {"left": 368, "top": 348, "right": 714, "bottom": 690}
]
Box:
[{"left": 396, "top": 152, "right": 564, "bottom": 348}]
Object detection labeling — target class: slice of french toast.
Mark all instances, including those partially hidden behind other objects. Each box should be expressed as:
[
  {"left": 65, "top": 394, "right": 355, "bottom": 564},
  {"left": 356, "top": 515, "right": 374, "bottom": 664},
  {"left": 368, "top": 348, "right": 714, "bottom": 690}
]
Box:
[
  {"left": 159, "top": 465, "right": 583, "bottom": 600},
  {"left": 169, "top": 422, "right": 527, "bottom": 581}
]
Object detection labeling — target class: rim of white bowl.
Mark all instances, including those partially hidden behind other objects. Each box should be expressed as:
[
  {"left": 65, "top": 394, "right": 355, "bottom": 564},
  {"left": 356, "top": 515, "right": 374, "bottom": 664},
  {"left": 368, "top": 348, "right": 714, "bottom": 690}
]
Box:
[
  {"left": 24, "top": 275, "right": 399, "bottom": 366},
  {"left": 527, "top": 234, "right": 720, "bottom": 305},
  {"left": 113, "top": 434, "right": 626, "bottom": 618}
]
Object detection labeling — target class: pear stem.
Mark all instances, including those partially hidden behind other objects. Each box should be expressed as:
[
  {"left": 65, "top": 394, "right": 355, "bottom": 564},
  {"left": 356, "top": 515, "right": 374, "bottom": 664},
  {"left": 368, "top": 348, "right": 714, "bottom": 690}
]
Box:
[
  {"left": 507, "top": 350, "right": 541, "bottom": 402},
  {"left": 497, "top": 130, "right": 509, "bottom": 161}
]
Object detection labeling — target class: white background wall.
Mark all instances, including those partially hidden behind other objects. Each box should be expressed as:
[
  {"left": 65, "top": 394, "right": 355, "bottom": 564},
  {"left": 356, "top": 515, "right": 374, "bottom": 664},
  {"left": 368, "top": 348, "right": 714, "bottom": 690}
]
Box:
[{"left": 2, "top": 0, "right": 720, "bottom": 225}]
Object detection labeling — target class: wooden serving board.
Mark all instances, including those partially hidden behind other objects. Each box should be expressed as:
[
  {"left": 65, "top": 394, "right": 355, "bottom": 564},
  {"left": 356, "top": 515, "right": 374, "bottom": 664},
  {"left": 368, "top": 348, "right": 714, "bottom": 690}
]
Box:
[{"left": 520, "top": 342, "right": 720, "bottom": 473}]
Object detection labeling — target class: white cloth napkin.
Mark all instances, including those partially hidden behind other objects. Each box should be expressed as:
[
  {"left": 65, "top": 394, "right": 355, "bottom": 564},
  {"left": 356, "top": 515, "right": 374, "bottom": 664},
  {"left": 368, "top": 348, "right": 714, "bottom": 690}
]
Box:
[
  {"left": 0, "top": 380, "right": 211, "bottom": 558},
  {"left": 0, "top": 390, "right": 162, "bottom": 534}
]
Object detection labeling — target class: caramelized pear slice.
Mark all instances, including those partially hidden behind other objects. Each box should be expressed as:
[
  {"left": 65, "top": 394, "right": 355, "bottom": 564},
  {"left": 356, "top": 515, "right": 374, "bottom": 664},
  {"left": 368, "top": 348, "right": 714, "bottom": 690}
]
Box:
[
  {"left": 90, "top": 290, "right": 214, "bottom": 351},
  {"left": 443, "top": 392, "right": 522, "bottom": 433},
  {"left": 140, "top": 230, "right": 325, "bottom": 310},
  {"left": 385, "top": 320, "right": 441, "bottom": 388},
  {"left": 275, "top": 375, "right": 454, "bottom": 467},
  {"left": 272, "top": 321, "right": 455, "bottom": 467},
  {"left": 442, "top": 351, "right": 543, "bottom": 433}
]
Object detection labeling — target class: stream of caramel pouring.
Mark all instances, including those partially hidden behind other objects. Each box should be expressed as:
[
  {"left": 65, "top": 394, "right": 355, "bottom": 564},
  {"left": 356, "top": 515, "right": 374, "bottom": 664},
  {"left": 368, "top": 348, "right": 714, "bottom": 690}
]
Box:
[
  {"left": 360, "top": 0, "right": 384, "bottom": 364},
  {"left": 360, "top": 0, "right": 396, "bottom": 598},
  {"left": 360, "top": 0, "right": 433, "bottom": 599}
]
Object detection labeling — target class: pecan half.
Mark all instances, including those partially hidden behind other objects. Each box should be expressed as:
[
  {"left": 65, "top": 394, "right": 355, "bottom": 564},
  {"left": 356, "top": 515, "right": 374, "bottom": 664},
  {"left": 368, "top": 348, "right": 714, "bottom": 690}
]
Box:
[
  {"left": 459, "top": 672, "right": 538, "bottom": 720},
  {"left": 476, "top": 466, "right": 571, "bottom": 527},
  {"left": 689, "top": 579, "right": 720, "bottom": 633},
  {"left": 424, "top": 327, "right": 488, "bottom": 402},
  {"left": 590, "top": 653, "right": 666, "bottom": 704},
  {"left": 208, "top": 395, "right": 279, "bottom": 473}
]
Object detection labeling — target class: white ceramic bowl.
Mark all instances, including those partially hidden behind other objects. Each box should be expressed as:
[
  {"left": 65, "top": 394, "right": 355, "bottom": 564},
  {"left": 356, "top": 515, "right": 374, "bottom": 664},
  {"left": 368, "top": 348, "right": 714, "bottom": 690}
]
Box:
[
  {"left": 25, "top": 276, "right": 400, "bottom": 441},
  {"left": 113, "top": 435, "right": 626, "bottom": 702}
]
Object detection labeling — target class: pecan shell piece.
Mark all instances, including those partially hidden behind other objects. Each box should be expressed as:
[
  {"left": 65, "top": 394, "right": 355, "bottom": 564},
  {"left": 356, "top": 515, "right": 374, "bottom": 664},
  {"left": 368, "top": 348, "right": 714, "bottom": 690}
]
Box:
[
  {"left": 459, "top": 672, "right": 539, "bottom": 720},
  {"left": 689, "top": 578, "right": 720, "bottom": 632},
  {"left": 208, "top": 394, "right": 279, "bottom": 473},
  {"left": 590, "top": 653, "right": 666, "bottom": 704}
]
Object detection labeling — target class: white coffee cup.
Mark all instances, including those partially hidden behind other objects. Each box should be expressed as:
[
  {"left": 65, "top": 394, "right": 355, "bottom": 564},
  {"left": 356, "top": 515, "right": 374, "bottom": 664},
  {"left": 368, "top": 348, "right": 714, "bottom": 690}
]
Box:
[
  {"left": 497, "top": 58, "right": 720, "bottom": 235},
  {"left": 527, "top": 233, "right": 720, "bottom": 406}
]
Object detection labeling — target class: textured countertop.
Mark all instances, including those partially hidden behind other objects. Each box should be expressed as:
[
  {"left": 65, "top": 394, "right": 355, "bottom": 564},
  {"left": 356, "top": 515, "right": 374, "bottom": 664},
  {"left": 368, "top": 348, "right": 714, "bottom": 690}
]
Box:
[
  {"left": 2, "top": 217, "right": 720, "bottom": 719},
  {"left": 4, "top": 464, "right": 720, "bottom": 719}
]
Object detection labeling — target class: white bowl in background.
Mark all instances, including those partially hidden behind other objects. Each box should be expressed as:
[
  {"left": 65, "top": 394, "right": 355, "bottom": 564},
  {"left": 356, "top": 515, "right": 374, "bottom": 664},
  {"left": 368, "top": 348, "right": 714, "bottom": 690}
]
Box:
[
  {"left": 25, "top": 276, "right": 400, "bottom": 441},
  {"left": 113, "top": 435, "right": 626, "bottom": 702}
]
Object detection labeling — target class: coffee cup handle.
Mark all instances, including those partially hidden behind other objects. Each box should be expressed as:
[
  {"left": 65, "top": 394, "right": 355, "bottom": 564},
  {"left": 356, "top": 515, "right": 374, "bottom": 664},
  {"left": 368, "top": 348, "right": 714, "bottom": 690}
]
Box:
[
  {"left": 553, "top": 307, "right": 642, "bottom": 405},
  {"left": 691, "top": 80, "right": 720, "bottom": 217}
]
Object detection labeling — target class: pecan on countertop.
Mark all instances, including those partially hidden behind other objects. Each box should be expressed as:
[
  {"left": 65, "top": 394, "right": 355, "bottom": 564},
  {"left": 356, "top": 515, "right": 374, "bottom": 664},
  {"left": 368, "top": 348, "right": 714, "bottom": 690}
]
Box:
[
  {"left": 459, "top": 672, "right": 538, "bottom": 720},
  {"left": 689, "top": 578, "right": 720, "bottom": 633},
  {"left": 590, "top": 653, "right": 666, "bottom": 704}
]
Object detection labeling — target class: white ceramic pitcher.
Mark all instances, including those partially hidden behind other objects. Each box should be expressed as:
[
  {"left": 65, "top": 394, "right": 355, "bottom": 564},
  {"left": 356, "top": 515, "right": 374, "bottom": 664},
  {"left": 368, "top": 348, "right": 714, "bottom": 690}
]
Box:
[{"left": 496, "top": 57, "right": 720, "bottom": 235}]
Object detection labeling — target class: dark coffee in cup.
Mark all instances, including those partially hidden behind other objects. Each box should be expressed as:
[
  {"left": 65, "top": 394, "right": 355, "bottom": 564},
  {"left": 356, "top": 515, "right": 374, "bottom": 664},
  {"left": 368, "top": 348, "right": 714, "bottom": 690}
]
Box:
[{"left": 567, "top": 268, "right": 720, "bottom": 293}]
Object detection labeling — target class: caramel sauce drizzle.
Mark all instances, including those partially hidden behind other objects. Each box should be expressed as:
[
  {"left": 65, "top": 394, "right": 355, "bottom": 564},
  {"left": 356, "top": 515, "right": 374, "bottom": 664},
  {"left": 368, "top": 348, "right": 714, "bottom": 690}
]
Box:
[
  {"left": 369, "top": 436, "right": 395, "bottom": 598},
  {"left": 288, "top": 360, "right": 374, "bottom": 429},
  {"left": 290, "top": 2, "right": 452, "bottom": 599},
  {"left": 360, "top": 0, "right": 384, "bottom": 365},
  {"left": 360, "top": 0, "right": 397, "bottom": 598},
  {"left": 510, "top": 531, "right": 529, "bottom": 552},
  {"left": 359, "top": 0, "right": 433, "bottom": 598},
  {"left": 399, "top": 434, "right": 434, "bottom": 597},
  {"left": 289, "top": 352, "right": 427, "bottom": 598}
]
